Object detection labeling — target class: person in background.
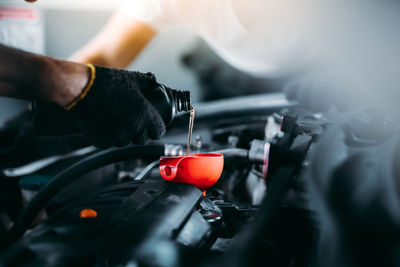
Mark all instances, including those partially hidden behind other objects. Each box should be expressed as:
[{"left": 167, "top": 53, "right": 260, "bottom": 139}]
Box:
[
  {"left": 68, "top": 0, "right": 356, "bottom": 111},
  {"left": 71, "top": 0, "right": 317, "bottom": 77},
  {"left": 71, "top": 0, "right": 400, "bottom": 112}
]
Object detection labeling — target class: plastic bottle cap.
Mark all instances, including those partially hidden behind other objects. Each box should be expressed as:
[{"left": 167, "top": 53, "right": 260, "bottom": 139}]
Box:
[{"left": 79, "top": 208, "right": 98, "bottom": 218}]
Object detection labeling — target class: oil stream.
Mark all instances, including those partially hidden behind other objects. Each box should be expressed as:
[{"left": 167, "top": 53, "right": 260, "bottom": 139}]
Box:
[{"left": 186, "top": 108, "right": 195, "bottom": 155}]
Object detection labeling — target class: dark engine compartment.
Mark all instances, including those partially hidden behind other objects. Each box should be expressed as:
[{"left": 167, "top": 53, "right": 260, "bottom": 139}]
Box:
[{"left": 0, "top": 93, "right": 399, "bottom": 267}]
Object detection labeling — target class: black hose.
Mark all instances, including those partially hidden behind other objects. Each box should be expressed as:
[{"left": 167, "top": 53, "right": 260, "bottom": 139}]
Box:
[
  {"left": 213, "top": 148, "right": 249, "bottom": 159},
  {"left": 1, "top": 144, "right": 164, "bottom": 251}
]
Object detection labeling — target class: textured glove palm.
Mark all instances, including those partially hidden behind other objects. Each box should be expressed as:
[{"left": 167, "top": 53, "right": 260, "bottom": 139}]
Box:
[{"left": 70, "top": 66, "right": 166, "bottom": 148}]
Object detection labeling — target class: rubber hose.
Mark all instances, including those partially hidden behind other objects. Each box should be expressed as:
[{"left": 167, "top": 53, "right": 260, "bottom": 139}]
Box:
[{"left": 1, "top": 144, "right": 164, "bottom": 251}]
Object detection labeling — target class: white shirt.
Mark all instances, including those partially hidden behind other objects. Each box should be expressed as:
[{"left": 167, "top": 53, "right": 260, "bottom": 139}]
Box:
[
  {"left": 119, "top": 0, "right": 400, "bottom": 111},
  {"left": 120, "top": 0, "right": 321, "bottom": 77}
]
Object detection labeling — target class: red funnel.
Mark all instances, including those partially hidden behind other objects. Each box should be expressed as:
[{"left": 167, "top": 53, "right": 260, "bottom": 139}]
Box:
[{"left": 159, "top": 153, "right": 224, "bottom": 190}]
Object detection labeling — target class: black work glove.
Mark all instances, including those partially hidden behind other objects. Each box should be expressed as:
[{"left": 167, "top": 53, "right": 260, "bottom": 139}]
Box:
[{"left": 68, "top": 66, "right": 166, "bottom": 148}]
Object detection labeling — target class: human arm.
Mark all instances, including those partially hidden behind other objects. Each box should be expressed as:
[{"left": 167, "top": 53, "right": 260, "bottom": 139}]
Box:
[
  {"left": 70, "top": 11, "right": 156, "bottom": 68},
  {"left": 0, "top": 44, "right": 89, "bottom": 107}
]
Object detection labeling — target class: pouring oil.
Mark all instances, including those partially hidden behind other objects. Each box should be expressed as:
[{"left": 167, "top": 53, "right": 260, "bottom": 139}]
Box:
[{"left": 186, "top": 108, "right": 195, "bottom": 155}]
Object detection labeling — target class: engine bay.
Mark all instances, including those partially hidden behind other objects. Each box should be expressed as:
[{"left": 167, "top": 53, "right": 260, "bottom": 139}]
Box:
[{"left": 0, "top": 93, "right": 399, "bottom": 266}]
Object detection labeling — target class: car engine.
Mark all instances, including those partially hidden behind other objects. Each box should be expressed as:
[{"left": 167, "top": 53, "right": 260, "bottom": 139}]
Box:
[{"left": 0, "top": 93, "right": 399, "bottom": 267}]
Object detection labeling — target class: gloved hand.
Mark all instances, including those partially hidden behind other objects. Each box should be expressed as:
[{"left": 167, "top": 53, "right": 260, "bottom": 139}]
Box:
[{"left": 66, "top": 66, "right": 166, "bottom": 148}]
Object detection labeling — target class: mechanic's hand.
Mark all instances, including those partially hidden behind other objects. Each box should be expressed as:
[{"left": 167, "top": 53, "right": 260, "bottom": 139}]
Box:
[{"left": 67, "top": 66, "right": 166, "bottom": 148}]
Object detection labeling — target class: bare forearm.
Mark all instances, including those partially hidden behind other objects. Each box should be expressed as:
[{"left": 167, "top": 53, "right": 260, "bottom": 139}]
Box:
[
  {"left": 0, "top": 44, "right": 89, "bottom": 107},
  {"left": 70, "top": 11, "right": 156, "bottom": 68}
]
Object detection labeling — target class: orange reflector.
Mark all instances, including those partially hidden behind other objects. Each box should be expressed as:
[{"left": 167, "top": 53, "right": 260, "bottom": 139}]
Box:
[
  {"left": 79, "top": 208, "right": 98, "bottom": 218},
  {"left": 202, "top": 190, "right": 207, "bottom": 197}
]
